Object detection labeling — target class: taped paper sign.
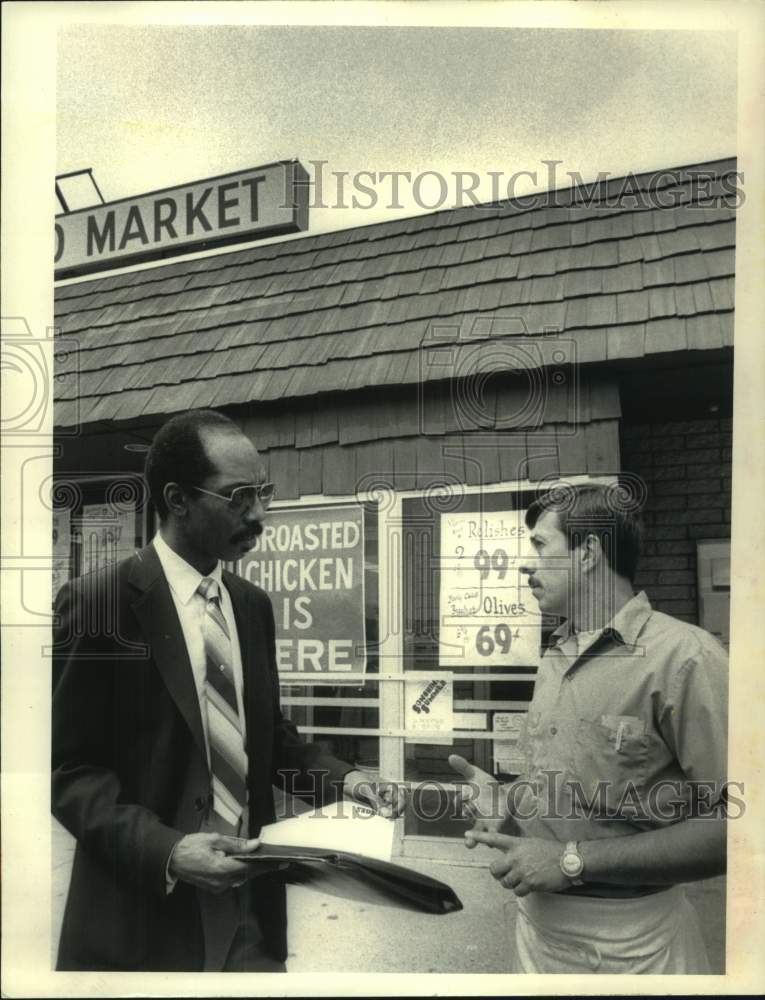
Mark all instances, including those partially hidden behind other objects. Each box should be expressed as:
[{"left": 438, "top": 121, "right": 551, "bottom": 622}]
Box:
[
  {"left": 439, "top": 510, "right": 541, "bottom": 667},
  {"left": 405, "top": 676, "right": 454, "bottom": 745},
  {"left": 493, "top": 711, "right": 527, "bottom": 776}
]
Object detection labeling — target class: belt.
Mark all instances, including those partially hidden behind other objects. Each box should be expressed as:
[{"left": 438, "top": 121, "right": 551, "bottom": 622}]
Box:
[{"left": 562, "top": 883, "right": 672, "bottom": 900}]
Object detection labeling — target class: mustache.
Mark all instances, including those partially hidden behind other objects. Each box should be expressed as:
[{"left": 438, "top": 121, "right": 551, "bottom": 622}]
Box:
[{"left": 233, "top": 521, "right": 263, "bottom": 542}]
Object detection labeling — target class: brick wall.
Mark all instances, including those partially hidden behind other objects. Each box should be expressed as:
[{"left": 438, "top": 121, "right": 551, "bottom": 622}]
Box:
[{"left": 620, "top": 417, "right": 733, "bottom": 623}]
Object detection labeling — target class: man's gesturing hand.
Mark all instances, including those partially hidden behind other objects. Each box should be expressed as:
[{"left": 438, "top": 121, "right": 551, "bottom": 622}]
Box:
[
  {"left": 465, "top": 829, "right": 570, "bottom": 896},
  {"left": 168, "top": 833, "right": 260, "bottom": 894},
  {"left": 448, "top": 754, "right": 506, "bottom": 836}
]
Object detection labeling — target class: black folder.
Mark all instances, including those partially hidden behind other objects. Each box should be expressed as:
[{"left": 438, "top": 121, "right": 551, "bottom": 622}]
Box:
[{"left": 233, "top": 844, "right": 462, "bottom": 915}]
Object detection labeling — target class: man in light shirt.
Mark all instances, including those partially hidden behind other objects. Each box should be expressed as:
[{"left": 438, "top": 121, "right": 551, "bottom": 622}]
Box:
[
  {"left": 52, "top": 409, "right": 402, "bottom": 971},
  {"left": 451, "top": 483, "right": 728, "bottom": 974}
]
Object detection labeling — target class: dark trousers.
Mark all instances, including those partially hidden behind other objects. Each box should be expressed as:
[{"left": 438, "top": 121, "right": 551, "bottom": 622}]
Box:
[
  {"left": 222, "top": 896, "right": 287, "bottom": 973},
  {"left": 200, "top": 882, "right": 286, "bottom": 973}
]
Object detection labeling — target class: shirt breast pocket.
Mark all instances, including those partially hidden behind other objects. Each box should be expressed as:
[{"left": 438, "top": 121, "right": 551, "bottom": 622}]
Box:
[{"left": 574, "top": 715, "right": 649, "bottom": 810}]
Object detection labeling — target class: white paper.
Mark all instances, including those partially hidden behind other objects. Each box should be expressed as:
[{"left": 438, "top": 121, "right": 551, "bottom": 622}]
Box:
[
  {"left": 492, "top": 711, "right": 526, "bottom": 774},
  {"left": 439, "top": 510, "right": 541, "bottom": 668},
  {"left": 404, "top": 676, "right": 454, "bottom": 745},
  {"left": 453, "top": 711, "right": 487, "bottom": 731},
  {"left": 258, "top": 802, "right": 395, "bottom": 863}
]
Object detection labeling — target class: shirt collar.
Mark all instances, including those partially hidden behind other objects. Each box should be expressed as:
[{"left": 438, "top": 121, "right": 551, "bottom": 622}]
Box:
[
  {"left": 609, "top": 590, "right": 654, "bottom": 647},
  {"left": 152, "top": 531, "right": 222, "bottom": 606},
  {"left": 549, "top": 591, "right": 654, "bottom": 650}
]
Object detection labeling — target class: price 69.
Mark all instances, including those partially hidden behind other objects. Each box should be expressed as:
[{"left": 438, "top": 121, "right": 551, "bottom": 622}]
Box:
[
  {"left": 473, "top": 548, "right": 510, "bottom": 580},
  {"left": 475, "top": 624, "right": 520, "bottom": 656}
]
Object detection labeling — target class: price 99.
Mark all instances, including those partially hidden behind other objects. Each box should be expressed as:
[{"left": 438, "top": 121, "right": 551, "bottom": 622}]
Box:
[{"left": 474, "top": 548, "right": 509, "bottom": 580}]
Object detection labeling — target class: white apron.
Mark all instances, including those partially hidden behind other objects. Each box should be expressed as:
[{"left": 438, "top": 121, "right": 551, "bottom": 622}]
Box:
[{"left": 513, "top": 886, "right": 711, "bottom": 974}]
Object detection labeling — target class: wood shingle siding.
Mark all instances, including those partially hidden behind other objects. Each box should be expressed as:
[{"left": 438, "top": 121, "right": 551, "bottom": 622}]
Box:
[{"left": 54, "top": 158, "right": 735, "bottom": 431}]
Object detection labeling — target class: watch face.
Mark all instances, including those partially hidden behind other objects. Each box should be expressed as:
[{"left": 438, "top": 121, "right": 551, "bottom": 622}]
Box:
[{"left": 562, "top": 852, "right": 583, "bottom": 877}]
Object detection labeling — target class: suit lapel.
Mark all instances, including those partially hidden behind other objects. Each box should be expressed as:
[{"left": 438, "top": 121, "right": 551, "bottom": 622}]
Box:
[{"left": 128, "top": 545, "right": 207, "bottom": 762}]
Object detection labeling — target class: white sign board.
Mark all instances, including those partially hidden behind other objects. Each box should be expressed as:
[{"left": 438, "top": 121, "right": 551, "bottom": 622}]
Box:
[
  {"left": 235, "top": 504, "right": 367, "bottom": 683},
  {"left": 492, "top": 711, "right": 527, "bottom": 775},
  {"left": 55, "top": 159, "right": 309, "bottom": 279},
  {"left": 439, "top": 510, "right": 541, "bottom": 667},
  {"left": 405, "top": 676, "right": 454, "bottom": 745}
]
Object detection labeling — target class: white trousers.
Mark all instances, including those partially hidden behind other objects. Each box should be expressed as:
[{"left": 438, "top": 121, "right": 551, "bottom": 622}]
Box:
[{"left": 513, "top": 886, "right": 711, "bottom": 974}]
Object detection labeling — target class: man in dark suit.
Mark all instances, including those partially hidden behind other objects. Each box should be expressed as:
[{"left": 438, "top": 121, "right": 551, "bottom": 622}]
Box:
[{"left": 52, "top": 409, "right": 402, "bottom": 972}]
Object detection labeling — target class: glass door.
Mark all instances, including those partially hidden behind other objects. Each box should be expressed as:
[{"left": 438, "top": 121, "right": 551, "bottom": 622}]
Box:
[{"left": 399, "top": 488, "right": 544, "bottom": 842}]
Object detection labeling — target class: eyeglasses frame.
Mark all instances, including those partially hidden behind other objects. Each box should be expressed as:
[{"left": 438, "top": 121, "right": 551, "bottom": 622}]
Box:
[{"left": 191, "top": 483, "right": 276, "bottom": 510}]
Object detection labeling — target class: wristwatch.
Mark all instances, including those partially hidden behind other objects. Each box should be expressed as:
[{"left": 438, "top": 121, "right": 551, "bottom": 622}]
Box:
[{"left": 559, "top": 840, "right": 584, "bottom": 885}]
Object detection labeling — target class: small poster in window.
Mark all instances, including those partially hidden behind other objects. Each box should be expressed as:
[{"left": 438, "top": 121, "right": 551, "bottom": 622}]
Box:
[
  {"left": 439, "top": 510, "right": 541, "bottom": 667},
  {"left": 493, "top": 711, "right": 526, "bottom": 776},
  {"left": 405, "top": 676, "right": 453, "bottom": 745}
]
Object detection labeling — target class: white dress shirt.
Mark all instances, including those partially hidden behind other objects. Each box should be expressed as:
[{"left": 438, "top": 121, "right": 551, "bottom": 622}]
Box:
[{"left": 153, "top": 533, "right": 250, "bottom": 890}]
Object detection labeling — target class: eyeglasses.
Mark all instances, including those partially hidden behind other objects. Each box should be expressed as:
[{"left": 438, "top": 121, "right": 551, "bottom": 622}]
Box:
[{"left": 192, "top": 483, "right": 276, "bottom": 512}]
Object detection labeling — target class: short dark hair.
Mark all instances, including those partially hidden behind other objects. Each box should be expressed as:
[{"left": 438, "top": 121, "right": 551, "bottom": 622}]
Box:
[
  {"left": 145, "top": 409, "right": 241, "bottom": 520},
  {"left": 525, "top": 483, "right": 644, "bottom": 582}
]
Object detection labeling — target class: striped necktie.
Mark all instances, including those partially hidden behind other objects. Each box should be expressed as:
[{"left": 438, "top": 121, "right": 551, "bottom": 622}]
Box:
[{"left": 198, "top": 576, "right": 248, "bottom": 834}]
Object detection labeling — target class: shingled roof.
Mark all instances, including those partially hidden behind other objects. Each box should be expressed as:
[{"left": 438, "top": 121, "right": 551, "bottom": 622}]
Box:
[{"left": 54, "top": 157, "right": 735, "bottom": 430}]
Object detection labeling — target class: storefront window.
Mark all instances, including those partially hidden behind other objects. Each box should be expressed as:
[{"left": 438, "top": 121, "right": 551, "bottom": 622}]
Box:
[
  {"left": 401, "top": 489, "right": 543, "bottom": 838},
  {"left": 232, "top": 498, "right": 382, "bottom": 772}
]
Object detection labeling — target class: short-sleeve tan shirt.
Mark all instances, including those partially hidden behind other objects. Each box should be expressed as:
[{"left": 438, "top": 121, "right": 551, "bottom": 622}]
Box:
[{"left": 512, "top": 592, "right": 729, "bottom": 844}]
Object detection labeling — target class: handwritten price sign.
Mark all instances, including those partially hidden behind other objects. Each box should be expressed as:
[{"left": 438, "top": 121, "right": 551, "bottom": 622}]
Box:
[{"left": 439, "top": 511, "right": 541, "bottom": 667}]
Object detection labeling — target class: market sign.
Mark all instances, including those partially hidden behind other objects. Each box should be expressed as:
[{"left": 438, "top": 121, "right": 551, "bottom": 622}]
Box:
[
  {"left": 234, "top": 504, "right": 367, "bottom": 683},
  {"left": 439, "top": 510, "right": 541, "bottom": 668},
  {"left": 54, "top": 159, "right": 309, "bottom": 279}
]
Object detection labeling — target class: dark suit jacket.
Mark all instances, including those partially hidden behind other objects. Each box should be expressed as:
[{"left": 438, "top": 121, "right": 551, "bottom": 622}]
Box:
[{"left": 52, "top": 543, "right": 353, "bottom": 971}]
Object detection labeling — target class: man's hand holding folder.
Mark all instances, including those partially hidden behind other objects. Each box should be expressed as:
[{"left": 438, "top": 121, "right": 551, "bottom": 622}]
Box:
[{"left": 232, "top": 802, "right": 462, "bottom": 914}]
